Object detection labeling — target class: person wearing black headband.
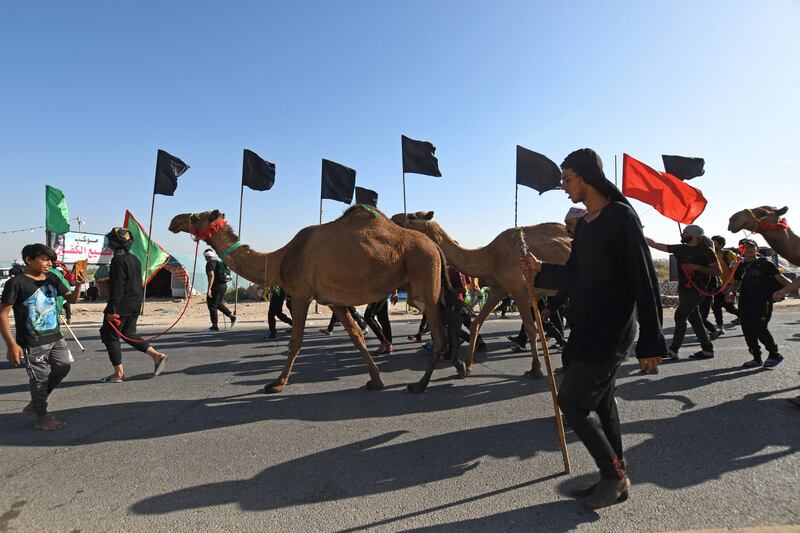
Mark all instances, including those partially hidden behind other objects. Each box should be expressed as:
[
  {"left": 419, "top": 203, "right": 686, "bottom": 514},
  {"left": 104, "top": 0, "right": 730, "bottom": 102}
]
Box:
[
  {"left": 520, "top": 148, "right": 667, "bottom": 509},
  {"left": 98, "top": 227, "right": 167, "bottom": 383}
]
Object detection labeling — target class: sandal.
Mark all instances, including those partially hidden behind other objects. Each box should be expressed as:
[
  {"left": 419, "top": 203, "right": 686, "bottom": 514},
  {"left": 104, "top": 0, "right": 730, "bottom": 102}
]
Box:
[
  {"left": 100, "top": 375, "right": 125, "bottom": 383},
  {"left": 154, "top": 354, "right": 168, "bottom": 377}
]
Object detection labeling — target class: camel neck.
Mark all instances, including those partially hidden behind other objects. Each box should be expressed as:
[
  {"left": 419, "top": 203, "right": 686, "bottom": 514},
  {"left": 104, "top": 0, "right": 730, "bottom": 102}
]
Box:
[
  {"left": 431, "top": 225, "right": 486, "bottom": 278},
  {"left": 760, "top": 226, "right": 800, "bottom": 266},
  {"left": 204, "top": 224, "right": 283, "bottom": 286}
]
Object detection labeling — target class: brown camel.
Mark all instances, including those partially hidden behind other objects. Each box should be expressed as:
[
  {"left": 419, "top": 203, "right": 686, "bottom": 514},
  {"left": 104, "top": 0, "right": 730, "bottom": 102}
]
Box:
[
  {"left": 391, "top": 211, "right": 572, "bottom": 377},
  {"left": 728, "top": 206, "right": 799, "bottom": 266},
  {"left": 168, "top": 207, "right": 461, "bottom": 394}
]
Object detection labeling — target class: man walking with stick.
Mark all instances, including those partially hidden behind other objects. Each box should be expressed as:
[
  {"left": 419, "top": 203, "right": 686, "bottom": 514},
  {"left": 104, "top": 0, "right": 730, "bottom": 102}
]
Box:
[{"left": 521, "top": 148, "right": 666, "bottom": 509}]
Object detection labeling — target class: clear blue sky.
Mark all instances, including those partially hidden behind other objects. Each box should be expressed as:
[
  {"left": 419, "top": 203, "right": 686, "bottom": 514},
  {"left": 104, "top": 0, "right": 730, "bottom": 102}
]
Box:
[{"left": 1, "top": 1, "right": 798, "bottom": 263}]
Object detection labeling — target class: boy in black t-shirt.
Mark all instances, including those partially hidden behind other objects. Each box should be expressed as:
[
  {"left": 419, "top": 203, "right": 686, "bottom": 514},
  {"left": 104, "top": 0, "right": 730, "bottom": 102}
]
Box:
[
  {"left": 733, "top": 239, "right": 792, "bottom": 368},
  {"left": 0, "top": 244, "right": 83, "bottom": 431}
]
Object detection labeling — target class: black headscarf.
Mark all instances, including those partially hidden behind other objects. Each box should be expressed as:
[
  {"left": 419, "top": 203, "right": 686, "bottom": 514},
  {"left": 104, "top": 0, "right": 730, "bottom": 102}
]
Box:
[
  {"left": 560, "top": 148, "right": 641, "bottom": 226},
  {"left": 106, "top": 227, "right": 134, "bottom": 251}
]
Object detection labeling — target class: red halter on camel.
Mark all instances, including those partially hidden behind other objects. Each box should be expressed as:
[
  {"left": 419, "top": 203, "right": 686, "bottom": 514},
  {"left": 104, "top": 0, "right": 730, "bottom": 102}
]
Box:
[
  {"left": 190, "top": 216, "right": 229, "bottom": 242},
  {"left": 747, "top": 209, "right": 790, "bottom": 232}
]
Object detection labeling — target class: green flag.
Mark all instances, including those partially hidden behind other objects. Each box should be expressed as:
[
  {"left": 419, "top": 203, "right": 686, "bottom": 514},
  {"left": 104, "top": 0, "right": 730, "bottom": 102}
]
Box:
[
  {"left": 45, "top": 185, "right": 70, "bottom": 234},
  {"left": 123, "top": 210, "right": 170, "bottom": 285}
]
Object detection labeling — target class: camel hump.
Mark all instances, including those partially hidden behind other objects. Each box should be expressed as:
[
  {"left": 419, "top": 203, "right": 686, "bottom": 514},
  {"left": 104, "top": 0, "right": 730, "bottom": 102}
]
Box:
[{"left": 337, "top": 204, "right": 387, "bottom": 221}]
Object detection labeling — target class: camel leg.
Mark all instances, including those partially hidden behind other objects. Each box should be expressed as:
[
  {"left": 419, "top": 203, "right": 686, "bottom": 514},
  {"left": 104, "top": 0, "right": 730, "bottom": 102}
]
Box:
[
  {"left": 408, "top": 300, "right": 462, "bottom": 393},
  {"left": 514, "top": 291, "right": 544, "bottom": 379},
  {"left": 465, "top": 289, "right": 504, "bottom": 376},
  {"left": 332, "top": 306, "right": 385, "bottom": 391},
  {"left": 265, "top": 297, "right": 311, "bottom": 394}
]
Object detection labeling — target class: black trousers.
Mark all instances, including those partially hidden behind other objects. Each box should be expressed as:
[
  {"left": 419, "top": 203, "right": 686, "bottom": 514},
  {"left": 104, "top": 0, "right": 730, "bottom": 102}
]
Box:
[
  {"left": 100, "top": 315, "right": 151, "bottom": 366},
  {"left": 558, "top": 359, "right": 624, "bottom": 479},
  {"left": 671, "top": 290, "right": 714, "bottom": 353},
  {"left": 327, "top": 307, "right": 366, "bottom": 331},
  {"left": 739, "top": 300, "right": 778, "bottom": 358},
  {"left": 516, "top": 301, "right": 566, "bottom": 347},
  {"left": 698, "top": 296, "right": 717, "bottom": 333},
  {"left": 268, "top": 293, "right": 292, "bottom": 335},
  {"left": 711, "top": 293, "right": 738, "bottom": 324},
  {"left": 364, "top": 299, "right": 392, "bottom": 344},
  {"left": 207, "top": 285, "right": 234, "bottom": 327}
]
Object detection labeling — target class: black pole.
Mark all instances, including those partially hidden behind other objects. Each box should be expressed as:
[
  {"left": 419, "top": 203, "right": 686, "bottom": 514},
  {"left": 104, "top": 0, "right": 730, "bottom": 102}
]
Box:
[
  {"left": 141, "top": 192, "right": 156, "bottom": 315},
  {"left": 234, "top": 184, "right": 244, "bottom": 315}
]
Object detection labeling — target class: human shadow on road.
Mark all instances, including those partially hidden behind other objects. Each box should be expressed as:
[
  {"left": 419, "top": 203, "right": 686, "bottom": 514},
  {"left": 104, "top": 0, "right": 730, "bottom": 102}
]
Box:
[
  {"left": 129, "top": 418, "right": 569, "bottom": 516},
  {"left": 128, "top": 386, "right": 800, "bottom": 518}
]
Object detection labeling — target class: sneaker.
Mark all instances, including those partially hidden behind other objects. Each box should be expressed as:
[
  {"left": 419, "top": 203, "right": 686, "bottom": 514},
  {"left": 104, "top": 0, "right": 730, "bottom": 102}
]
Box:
[
  {"left": 510, "top": 344, "right": 526, "bottom": 353},
  {"left": 407, "top": 334, "right": 423, "bottom": 343},
  {"left": 422, "top": 341, "right": 433, "bottom": 352},
  {"left": 708, "top": 329, "right": 720, "bottom": 341},
  {"left": 763, "top": 354, "right": 784, "bottom": 368},
  {"left": 716, "top": 326, "right": 726, "bottom": 336},
  {"left": 230, "top": 316, "right": 238, "bottom": 329},
  {"left": 204, "top": 326, "right": 220, "bottom": 332},
  {"left": 665, "top": 349, "right": 680, "bottom": 361},
  {"left": 689, "top": 350, "right": 715, "bottom": 360},
  {"left": 319, "top": 328, "right": 333, "bottom": 336},
  {"left": 742, "top": 358, "right": 763, "bottom": 369}
]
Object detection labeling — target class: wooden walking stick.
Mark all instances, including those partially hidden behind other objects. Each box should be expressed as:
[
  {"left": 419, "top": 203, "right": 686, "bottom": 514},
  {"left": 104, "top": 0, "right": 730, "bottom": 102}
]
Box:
[
  {"left": 59, "top": 315, "right": 85, "bottom": 352},
  {"left": 515, "top": 229, "right": 571, "bottom": 474}
]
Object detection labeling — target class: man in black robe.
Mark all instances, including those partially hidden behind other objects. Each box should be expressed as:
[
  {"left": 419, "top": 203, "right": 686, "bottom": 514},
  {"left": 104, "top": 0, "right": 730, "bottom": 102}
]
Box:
[{"left": 521, "top": 148, "right": 666, "bottom": 509}]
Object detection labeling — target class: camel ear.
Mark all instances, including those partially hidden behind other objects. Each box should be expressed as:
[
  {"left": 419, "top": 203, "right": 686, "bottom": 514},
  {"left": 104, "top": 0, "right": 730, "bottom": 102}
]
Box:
[
  {"left": 776, "top": 206, "right": 788, "bottom": 216},
  {"left": 210, "top": 209, "right": 221, "bottom": 221},
  {"left": 424, "top": 211, "right": 434, "bottom": 220}
]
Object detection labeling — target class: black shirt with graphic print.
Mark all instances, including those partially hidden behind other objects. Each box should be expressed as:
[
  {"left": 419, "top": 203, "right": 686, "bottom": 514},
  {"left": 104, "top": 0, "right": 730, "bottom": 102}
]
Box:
[
  {"left": 1, "top": 273, "right": 69, "bottom": 348},
  {"left": 734, "top": 257, "right": 780, "bottom": 304}
]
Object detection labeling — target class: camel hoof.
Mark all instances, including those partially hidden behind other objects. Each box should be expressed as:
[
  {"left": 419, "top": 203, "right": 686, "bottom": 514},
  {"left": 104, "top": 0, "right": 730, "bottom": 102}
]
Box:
[
  {"left": 366, "top": 380, "right": 384, "bottom": 391},
  {"left": 523, "top": 368, "right": 544, "bottom": 379},
  {"left": 454, "top": 361, "right": 466, "bottom": 379},
  {"left": 465, "top": 365, "right": 473, "bottom": 376},
  {"left": 407, "top": 382, "right": 427, "bottom": 394},
  {"left": 264, "top": 382, "right": 285, "bottom": 394}
]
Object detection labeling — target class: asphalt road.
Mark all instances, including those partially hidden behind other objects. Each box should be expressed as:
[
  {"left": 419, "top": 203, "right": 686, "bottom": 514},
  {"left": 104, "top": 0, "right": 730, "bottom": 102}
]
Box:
[{"left": 1, "top": 309, "right": 799, "bottom": 532}]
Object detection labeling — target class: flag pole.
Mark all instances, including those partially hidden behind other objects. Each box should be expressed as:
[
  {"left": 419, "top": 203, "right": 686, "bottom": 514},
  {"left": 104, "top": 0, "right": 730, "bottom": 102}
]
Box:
[
  {"left": 140, "top": 191, "right": 156, "bottom": 315},
  {"left": 402, "top": 172, "right": 407, "bottom": 217},
  {"left": 514, "top": 183, "right": 519, "bottom": 228},
  {"left": 315, "top": 190, "right": 322, "bottom": 314},
  {"left": 234, "top": 183, "right": 244, "bottom": 316},
  {"left": 614, "top": 154, "right": 618, "bottom": 188}
]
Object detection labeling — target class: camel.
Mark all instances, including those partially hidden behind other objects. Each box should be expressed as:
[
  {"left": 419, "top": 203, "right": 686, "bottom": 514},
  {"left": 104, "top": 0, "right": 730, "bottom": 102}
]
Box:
[
  {"left": 728, "top": 206, "right": 799, "bottom": 266},
  {"left": 391, "top": 211, "right": 572, "bottom": 377},
  {"left": 169, "top": 206, "right": 461, "bottom": 394}
]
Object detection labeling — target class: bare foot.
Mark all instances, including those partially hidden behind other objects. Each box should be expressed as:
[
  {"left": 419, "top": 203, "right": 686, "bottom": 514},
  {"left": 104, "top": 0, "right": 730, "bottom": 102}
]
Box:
[
  {"left": 22, "top": 402, "right": 36, "bottom": 416},
  {"left": 35, "top": 414, "right": 66, "bottom": 431}
]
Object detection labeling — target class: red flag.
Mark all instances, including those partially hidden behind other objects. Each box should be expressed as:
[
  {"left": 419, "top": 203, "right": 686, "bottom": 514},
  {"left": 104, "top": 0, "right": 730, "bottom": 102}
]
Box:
[{"left": 622, "top": 153, "right": 707, "bottom": 224}]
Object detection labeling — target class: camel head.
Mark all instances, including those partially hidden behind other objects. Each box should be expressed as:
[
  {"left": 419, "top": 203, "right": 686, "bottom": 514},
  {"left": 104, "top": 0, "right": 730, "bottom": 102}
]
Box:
[
  {"left": 728, "top": 206, "right": 788, "bottom": 233},
  {"left": 390, "top": 211, "right": 447, "bottom": 244},
  {"left": 168, "top": 209, "right": 226, "bottom": 236}
]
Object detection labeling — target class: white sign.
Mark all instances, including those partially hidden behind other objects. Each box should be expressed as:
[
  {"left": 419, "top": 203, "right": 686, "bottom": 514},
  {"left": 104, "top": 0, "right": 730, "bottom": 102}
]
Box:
[{"left": 54, "top": 232, "right": 112, "bottom": 265}]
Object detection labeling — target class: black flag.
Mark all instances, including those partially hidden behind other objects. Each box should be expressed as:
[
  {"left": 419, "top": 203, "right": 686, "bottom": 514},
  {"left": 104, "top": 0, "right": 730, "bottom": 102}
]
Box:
[
  {"left": 355, "top": 186, "right": 378, "bottom": 207},
  {"left": 321, "top": 159, "right": 356, "bottom": 204},
  {"left": 662, "top": 155, "right": 705, "bottom": 181},
  {"left": 401, "top": 135, "right": 442, "bottom": 177},
  {"left": 153, "top": 149, "right": 189, "bottom": 196},
  {"left": 516, "top": 145, "right": 561, "bottom": 194},
  {"left": 242, "top": 149, "right": 276, "bottom": 191}
]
